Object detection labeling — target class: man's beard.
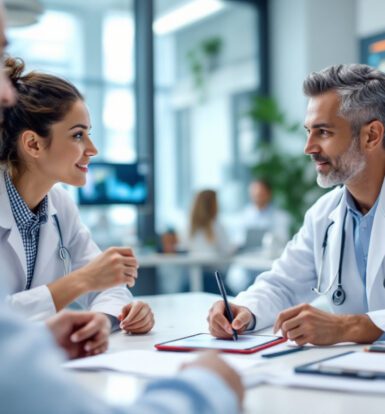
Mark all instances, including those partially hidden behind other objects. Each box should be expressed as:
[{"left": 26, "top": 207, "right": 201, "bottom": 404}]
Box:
[{"left": 312, "top": 139, "right": 366, "bottom": 189}]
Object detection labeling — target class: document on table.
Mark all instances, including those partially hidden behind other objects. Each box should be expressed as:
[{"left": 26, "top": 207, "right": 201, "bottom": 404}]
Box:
[
  {"left": 63, "top": 349, "right": 265, "bottom": 386},
  {"left": 315, "top": 351, "right": 385, "bottom": 374},
  {"left": 266, "top": 352, "right": 385, "bottom": 395},
  {"left": 267, "top": 368, "right": 385, "bottom": 395}
]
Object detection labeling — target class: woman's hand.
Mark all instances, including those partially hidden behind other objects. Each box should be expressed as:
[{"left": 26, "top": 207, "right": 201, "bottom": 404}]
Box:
[
  {"left": 76, "top": 247, "right": 138, "bottom": 291},
  {"left": 118, "top": 301, "right": 155, "bottom": 334}
]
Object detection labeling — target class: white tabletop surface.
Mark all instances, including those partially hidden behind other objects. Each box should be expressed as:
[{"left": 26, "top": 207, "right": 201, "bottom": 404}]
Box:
[{"left": 68, "top": 293, "right": 385, "bottom": 413}]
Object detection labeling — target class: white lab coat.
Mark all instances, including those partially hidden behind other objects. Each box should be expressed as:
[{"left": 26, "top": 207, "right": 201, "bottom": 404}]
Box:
[
  {"left": 233, "top": 179, "right": 385, "bottom": 333},
  {"left": 0, "top": 171, "right": 133, "bottom": 320}
]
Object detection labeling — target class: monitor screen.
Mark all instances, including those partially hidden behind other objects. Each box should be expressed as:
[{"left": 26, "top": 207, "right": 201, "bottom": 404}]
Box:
[{"left": 78, "top": 162, "right": 148, "bottom": 205}]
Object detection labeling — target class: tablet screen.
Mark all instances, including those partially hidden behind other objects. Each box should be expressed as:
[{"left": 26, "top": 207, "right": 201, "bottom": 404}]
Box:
[{"left": 161, "top": 333, "right": 280, "bottom": 350}]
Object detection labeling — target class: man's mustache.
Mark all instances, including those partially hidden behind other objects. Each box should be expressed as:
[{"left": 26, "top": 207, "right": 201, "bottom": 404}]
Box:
[{"left": 311, "top": 154, "right": 330, "bottom": 163}]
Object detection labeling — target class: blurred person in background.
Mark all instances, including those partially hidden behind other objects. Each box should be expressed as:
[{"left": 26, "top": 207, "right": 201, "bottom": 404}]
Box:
[
  {"left": 189, "top": 189, "right": 234, "bottom": 256},
  {"left": 188, "top": 189, "right": 235, "bottom": 293},
  {"left": 238, "top": 179, "right": 290, "bottom": 251},
  {"left": 226, "top": 179, "right": 290, "bottom": 294}
]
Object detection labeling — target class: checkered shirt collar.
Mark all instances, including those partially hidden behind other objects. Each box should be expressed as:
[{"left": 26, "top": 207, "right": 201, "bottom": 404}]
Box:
[{"left": 4, "top": 170, "right": 48, "bottom": 228}]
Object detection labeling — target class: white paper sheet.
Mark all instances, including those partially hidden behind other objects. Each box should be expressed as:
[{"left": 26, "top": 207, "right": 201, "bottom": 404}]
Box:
[
  {"left": 286, "top": 340, "right": 356, "bottom": 348},
  {"left": 62, "top": 349, "right": 385, "bottom": 394},
  {"left": 267, "top": 369, "right": 385, "bottom": 394},
  {"left": 63, "top": 349, "right": 263, "bottom": 381}
]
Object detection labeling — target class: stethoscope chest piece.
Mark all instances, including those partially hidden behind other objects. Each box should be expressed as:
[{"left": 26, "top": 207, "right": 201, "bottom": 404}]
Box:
[
  {"left": 332, "top": 286, "right": 346, "bottom": 306},
  {"left": 53, "top": 214, "right": 72, "bottom": 275},
  {"left": 59, "top": 246, "right": 69, "bottom": 261}
]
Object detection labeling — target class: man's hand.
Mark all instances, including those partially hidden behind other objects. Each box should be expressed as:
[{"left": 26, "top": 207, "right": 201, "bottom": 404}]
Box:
[
  {"left": 182, "top": 352, "right": 244, "bottom": 406},
  {"left": 46, "top": 310, "right": 111, "bottom": 359},
  {"left": 207, "top": 300, "right": 253, "bottom": 338},
  {"left": 118, "top": 301, "right": 155, "bottom": 334},
  {"left": 274, "top": 303, "right": 383, "bottom": 345}
]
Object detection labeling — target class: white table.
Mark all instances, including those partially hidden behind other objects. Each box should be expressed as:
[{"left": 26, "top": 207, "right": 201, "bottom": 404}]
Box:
[
  {"left": 137, "top": 252, "right": 274, "bottom": 292},
  {"left": 69, "top": 293, "right": 385, "bottom": 413}
]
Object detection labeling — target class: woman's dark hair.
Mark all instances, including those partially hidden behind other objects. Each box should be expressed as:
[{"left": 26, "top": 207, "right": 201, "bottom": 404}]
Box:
[{"left": 0, "top": 57, "right": 83, "bottom": 170}]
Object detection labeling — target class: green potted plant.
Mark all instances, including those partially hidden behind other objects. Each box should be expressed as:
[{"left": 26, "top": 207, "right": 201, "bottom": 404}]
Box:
[
  {"left": 201, "top": 37, "right": 222, "bottom": 71},
  {"left": 187, "top": 36, "right": 223, "bottom": 101},
  {"left": 247, "top": 96, "right": 327, "bottom": 234}
]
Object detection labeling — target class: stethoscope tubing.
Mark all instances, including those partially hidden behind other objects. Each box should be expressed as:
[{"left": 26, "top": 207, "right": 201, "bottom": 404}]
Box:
[
  {"left": 53, "top": 214, "right": 72, "bottom": 275},
  {"left": 313, "top": 208, "right": 348, "bottom": 305}
]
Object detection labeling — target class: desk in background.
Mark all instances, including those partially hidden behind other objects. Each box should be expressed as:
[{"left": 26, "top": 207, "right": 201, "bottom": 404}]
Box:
[
  {"left": 69, "top": 293, "right": 385, "bottom": 413},
  {"left": 137, "top": 252, "right": 274, "bottom": 292}
]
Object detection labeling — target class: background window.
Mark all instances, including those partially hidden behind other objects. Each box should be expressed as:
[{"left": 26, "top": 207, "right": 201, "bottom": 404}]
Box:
[
  {"left": 7, "top": 0, "right": 138, "bottom": 248},
  {"left": 154, "top": 0, "right": 260, "bottom": 240}
]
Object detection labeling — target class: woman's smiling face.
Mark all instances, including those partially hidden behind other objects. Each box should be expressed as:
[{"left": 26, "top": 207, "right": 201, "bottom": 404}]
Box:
[{"left": 37, "top": 99, "right": 98, "bottom": 187}]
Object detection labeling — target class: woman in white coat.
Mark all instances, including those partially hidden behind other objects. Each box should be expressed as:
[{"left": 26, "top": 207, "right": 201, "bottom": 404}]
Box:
[{"left": 0, "top": 57, "right": 154, "bottom": 333}]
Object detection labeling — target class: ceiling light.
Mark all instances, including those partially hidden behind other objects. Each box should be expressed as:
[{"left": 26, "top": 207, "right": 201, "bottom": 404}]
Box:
[{"left": 154, "top": 0, "right": 225, "bottom": 35}]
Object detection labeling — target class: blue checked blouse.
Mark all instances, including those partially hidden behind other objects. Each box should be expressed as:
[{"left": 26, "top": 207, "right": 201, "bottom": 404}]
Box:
[{"left": 4, "top": 171, "right": 48, "bottom": 290}]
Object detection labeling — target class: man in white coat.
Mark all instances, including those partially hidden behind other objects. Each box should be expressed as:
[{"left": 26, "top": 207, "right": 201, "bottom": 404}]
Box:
[{"left": 209, "top": 63, "right": 385, "bottom": 345}]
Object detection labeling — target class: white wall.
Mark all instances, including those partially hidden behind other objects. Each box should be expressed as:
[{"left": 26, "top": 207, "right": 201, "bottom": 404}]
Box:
[
  {"left": 357, "top": 0, "right": 385, "bottom": 37},
  {"left": 269, "top": 0, "right": 357, "bottom": 152}
]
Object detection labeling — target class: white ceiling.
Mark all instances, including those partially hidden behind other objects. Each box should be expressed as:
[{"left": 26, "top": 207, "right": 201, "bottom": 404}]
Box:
[
  {"left": 38, "top": 0, "right": 193, "bottom": 17},
  {"left": 156, "top": 0, "right": 192, "bottom": 15},
  {"left": 40, "top": 0, "right": 133, "bottom": 11},
  {"left": 4, "top": 0, "right": 213, "bottom": 27}
]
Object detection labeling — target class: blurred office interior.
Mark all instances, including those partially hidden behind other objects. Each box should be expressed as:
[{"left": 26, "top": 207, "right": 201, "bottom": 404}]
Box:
[{"left": 4, "top": 0, "right": 384, "bottom": 294}]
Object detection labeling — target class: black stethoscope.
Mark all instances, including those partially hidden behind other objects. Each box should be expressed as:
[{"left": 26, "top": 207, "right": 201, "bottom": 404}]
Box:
[
  {"left": 52, "top": 214, "right": 72, "bottom": 275},
  {"left": 312, "top": 209, "right": 348, "bottom": 306}
]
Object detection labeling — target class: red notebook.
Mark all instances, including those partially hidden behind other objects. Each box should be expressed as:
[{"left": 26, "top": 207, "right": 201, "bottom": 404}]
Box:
[{"left": 155, "top": 333, "right": 286, "bottom": 354}]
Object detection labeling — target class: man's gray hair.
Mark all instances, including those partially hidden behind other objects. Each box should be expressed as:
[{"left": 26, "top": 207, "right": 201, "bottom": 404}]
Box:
[{"left": 303, "top": 64, "right": 385, "bottom": 144}]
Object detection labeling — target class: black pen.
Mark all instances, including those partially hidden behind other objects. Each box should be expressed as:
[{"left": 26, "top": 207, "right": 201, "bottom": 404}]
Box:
[{"left": 214, "top": 271, "right": 238, "bottom": 341}]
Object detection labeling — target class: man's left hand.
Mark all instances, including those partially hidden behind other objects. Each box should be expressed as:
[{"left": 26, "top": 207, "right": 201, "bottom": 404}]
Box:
[
  {"left": 274, "top": 303, "right": 384, "bottom": 345},
  {"left": 273, "top": 303, "right": 347, "bottom": 345},
  {"left": 46, "top": 310, "right": 111, "bottom": 359}
]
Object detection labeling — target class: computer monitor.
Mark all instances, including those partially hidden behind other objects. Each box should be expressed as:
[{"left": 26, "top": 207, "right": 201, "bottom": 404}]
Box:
[{"left": 78, "top": 162, "right": 148, "bottom": 205}]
